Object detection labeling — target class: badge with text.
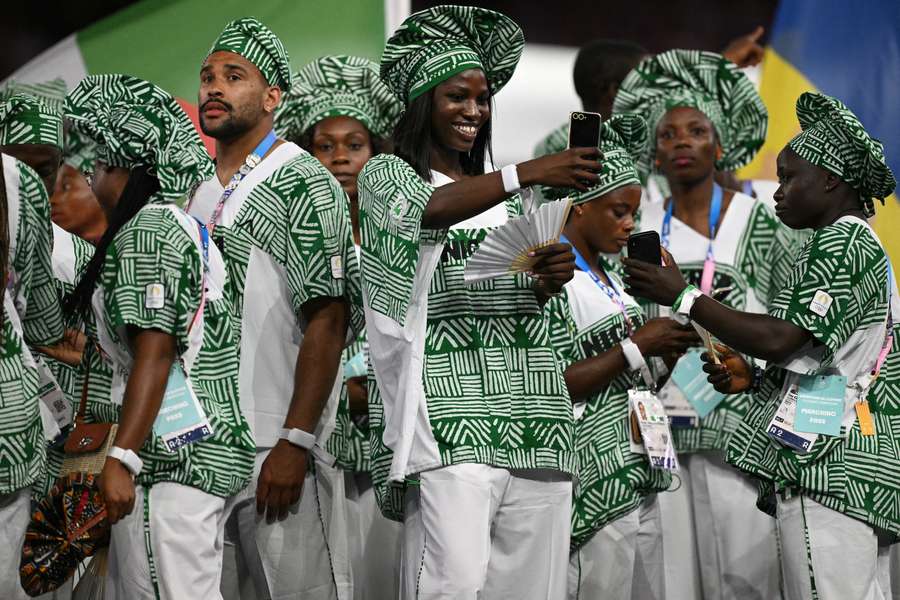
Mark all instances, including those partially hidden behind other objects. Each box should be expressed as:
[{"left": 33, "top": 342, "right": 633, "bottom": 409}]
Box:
[
  {"left": 671, "top": 349, "right": 726, "bottom": 419},
  {"left": 628, "top": 389, "right": 679, "bottom": 471},
  {"left": 767, "top": 381, "right": 817, "bottom": 453},
  {"left": 37, "top": 360, "right": 72, "bottom": 434},
  {"left": 793, "top": 374, "right": 846, "bottom": 436},
  {"left": 658, "top": 379, "right": 699, "bottom": 428},
  {"left": 153, "top": 363, "right": 214, "bottom": 452}
]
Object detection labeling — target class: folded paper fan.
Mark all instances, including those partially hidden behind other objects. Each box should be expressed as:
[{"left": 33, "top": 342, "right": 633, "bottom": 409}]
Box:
[{"left": 464, "top": 199, "right": 572, "bottom": 284}]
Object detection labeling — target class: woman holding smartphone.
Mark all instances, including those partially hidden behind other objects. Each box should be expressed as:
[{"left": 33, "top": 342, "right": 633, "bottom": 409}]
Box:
[
  {"left": 543, "top": 113, "right": 698, "bottom": 599},
  {"left": 624, "top": 91, "right": 898, "bottom": 600},
  {"left": 358, "top": 6, "right": 603, "bottom": 597},
  {"left": 614, "top": 49, "right": 802, "bottom": 600},
  {"left": 65, "top": 75, "right": 254, "bottom": 599}
]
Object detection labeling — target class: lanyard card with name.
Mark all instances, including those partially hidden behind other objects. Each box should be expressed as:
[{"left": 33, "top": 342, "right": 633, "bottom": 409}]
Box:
[
  {"left": 658, "top": 379, "right": 700, "bottom": 428},
  {"left": 662, "top": 183, "right": 722, "bottom": 295},
  {"left": 153, "top": 362, "right": 214, "bottom": 453},
  {"left": 36, "top": 359, "right": 73, "bottom": 434},
  {"left": 766, "top": 379, "right": 818, "bottom": 453},
  {"left": 670, "top": 349, "right": 726, "bottom": 419},
  {"left": 794, "top": 374, "right": 846, "bottom": 436},
  {"left": 628, "top": 389, "right": 679, "bottom": 471}
]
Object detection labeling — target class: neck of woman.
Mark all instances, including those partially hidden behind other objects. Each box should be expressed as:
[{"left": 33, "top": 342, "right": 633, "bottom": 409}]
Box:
[
  {"left": 562, "top": 223, "right": 607, "bottom": 282},
  {"left": 430, "top": 143, "right": 464, "bottom": 181},
  {"left": 668, "top": 171, "right": 716, "bottom": 218}
]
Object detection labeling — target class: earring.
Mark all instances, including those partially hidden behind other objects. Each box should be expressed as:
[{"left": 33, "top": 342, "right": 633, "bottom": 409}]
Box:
[
  {"left": 654, "top": 158, "right": 661, "bottom": 168},
  {"left": 716, "top": 147, "right": 723, "bottom": 161}
]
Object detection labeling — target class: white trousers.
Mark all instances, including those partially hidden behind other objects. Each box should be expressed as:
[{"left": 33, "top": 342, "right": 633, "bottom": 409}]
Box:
[
  {"left": 105, "top": 482, "right": 227, "bottom": 600},
  {"left": 402, "top": 463, "right": 572, "bottom": 600},
  {"left": 223, "top": 449, "right": 351, "bottom": 600},
  {"left": 568, "top": 494, "right": 664, "bottom": 600},
  {"left": 777, "top": 493, "right": 891, "bottom": 600},
  {"left": 657, "top": 466, "right": 702, "bottom": 600},
  {"left": 345, "top": 472, "right": 401, "bottom": 600},
  {"left": 687, "top": 452, "right": 781, "bottom": 600},
  {"left": 0, "top": 487, "right": 32, "bottom": 600}
]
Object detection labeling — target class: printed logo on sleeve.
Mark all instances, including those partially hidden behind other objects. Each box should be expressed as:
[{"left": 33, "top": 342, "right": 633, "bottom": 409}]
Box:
[
  {"left": 809, "top": 290, "right": 833, "bottom": 317},
  {"left": 145, "top": 283, "right": 166, "bottom": 309},
  {"left": 330, "top": 255, "right": 344, "bottom": 279},
  {"left": 389, "top": 194, "right": 408, "bottom": 226}
]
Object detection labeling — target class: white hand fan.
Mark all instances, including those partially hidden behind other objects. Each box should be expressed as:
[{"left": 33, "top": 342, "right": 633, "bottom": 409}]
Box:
[{"left": 464, "top": 199, "right": 572, "bottom": 284}]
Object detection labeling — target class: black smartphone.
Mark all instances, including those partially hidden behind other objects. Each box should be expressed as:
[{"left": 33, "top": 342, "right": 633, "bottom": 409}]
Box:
[
  {"left": 568, "top": 111, "right": 601, "bottom": 149},
  {"left": 627, "top": 231, "right": 662, "bottom": 265}
]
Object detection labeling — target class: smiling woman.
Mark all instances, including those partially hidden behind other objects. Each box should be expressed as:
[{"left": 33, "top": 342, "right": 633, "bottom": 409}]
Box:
[{"left": 356, "top": 5, "right": 610, "bottom": 598}]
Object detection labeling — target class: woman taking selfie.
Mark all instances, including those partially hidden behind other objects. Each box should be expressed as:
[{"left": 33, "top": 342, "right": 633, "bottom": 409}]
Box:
[{"left": 358, "top": 6, "right": 602, "bottom": 597}]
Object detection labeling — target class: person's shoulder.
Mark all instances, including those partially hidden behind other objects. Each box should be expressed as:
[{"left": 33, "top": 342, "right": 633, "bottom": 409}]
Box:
[
  {"left": 806, "top": 218, "right": 882, "bottom": 267},
  {"left": 4, "top": 154, "right": 47, "bottom": 209},
  {"left": 114, "top": 204, "right": 192, "bottom": 252},
  {"left": 359, "top": 154, "right": 420, "bottom": 189}
]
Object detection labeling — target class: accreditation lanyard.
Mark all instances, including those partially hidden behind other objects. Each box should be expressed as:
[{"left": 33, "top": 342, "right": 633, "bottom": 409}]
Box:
[
  {"left": 661, "top": 183, "right": 723, "bottom": 295},
  {"left": 200, "top": 129, "right": 277, "bottom": 235},
  {"left": 187, "top": 217, "right": 210, "bottom": 335},
  {"left": 562, "top": 234, "right": 635, "bottom": 335}
]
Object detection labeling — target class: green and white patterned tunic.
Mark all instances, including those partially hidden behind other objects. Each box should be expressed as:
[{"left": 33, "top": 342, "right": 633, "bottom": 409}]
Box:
[
  {"left": 546, "top": 269, "right": 671, "bottom": 550},
  {"left": 326, "top": 333, "right": 370, "bottom": 473},
  {"left": 359, "top": 154, "right": 576, "bottom": 520},
  {"left": 1, "top": 154, "right": 64, "bottom": 494},
  {"left": 189, "top": 143, "right": 362, "bottom": 451},
  {"left": 640, "top": 192, "right": 803, "bottom": 452},
  {"left": 727, "top": 217, "right": 900, "bottom": 538},
  {"left": 91, "top": 204, "right": 253, "bottom": 498}
]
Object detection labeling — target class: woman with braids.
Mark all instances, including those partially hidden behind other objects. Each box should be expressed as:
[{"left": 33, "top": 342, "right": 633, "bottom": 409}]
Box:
[
  {"left": 276, "top": 54, "right": 404, "bottom": 599},
  {"left": 0, "top": 108, "right": 65, "bottom": 599},
  {"left": 358, "top": 6, "right": 605, "bottom": 597},
  {"left": 64, "top": 74, "right": 253, "bottom": 599}
]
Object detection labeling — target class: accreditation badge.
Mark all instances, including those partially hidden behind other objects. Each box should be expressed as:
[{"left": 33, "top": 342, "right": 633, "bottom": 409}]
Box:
[
  {"left": 629, "top": 389, "right": 679, "bottom": 471},
  {"left": 153, "top": 362, "right": 214, "bottom": 452}
]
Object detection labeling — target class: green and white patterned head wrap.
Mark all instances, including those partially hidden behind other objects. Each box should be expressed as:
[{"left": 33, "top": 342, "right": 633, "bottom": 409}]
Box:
[
  {"left": 207, "top": 17, "right": 292, "bottom": 92},
  {"left": 65, "top": 74, "right": 213, "bottom": 203},
  {"left": 0, "top": 89, "right": 63, "bottom": 149},
  {"left": 275, "top": 55, "right": 403, "bottom": 142},
  {"left": 614, "top": 49, "right": 767, "bottom": 176},
  {"left": 788, "top": 92, "right": 895, "bottom": 216},
  {"left": 542, "top": 114, "right": 647, "bottom": 205},
  {"left": 381, "top": 5, "right": 524, "bottom": 105}
]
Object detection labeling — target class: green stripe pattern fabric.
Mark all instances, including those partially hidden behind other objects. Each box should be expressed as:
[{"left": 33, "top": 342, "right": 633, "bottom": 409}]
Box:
[
  {"left": 380, "top": 5, "right": 524, "bottom": 104},
  {"left": 276, "top": 55, "right": 403, "bottom": 142},
  {"left": 613, "top": 49, "right": 767, "bottom": 176},
  {"left": 207, "top": 17, "right": 293, "bottom": 92},
  {"left": 0, "top": 93, "right": 63, "bottom": 149}
]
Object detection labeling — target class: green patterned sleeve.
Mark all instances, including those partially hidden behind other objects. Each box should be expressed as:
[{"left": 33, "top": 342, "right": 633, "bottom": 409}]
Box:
[
  {"left": 357, "top": 154, "right": 447, "bottom": 324},
  {"left": 285, "top": 165, "right": 354, "bottom": 315},
  {"left": 767, "top": 225, "right": 862, "bottom": 355},
  {"left": 101, "top": 210, "right": 197, "bottom": 347},
  {"left": 545, "top": 295, "right": 579, "bottom": 371},
  {"left": 18, "top": 162, "right": 63, "bottom": 346}
]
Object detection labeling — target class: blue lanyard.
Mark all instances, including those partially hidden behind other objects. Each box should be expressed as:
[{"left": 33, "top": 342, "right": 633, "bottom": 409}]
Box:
[
  {"left": 561, "top": 234, "right": 635, "bottom": 334},
  {"left": 204, "top": 129, "right": 277, "bottom": 232},
  {"left": 661, "top": 182, "right": 723, "bottom": 263},
  {"left": 195, "top": 217, "right": 209, "bottom": 274}
]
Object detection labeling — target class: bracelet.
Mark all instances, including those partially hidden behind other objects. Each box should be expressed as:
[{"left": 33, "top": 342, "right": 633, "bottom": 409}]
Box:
[
  {"left": 621, "top": 338, "right": 655, "bottom": 389},
  {"left": 501, "top": 164, "right": 521, "bottom": 194},
  {"left": 108, "top": 446, "right": 143, "bottom": 476},
  {"left": 279, "top": 427, "right": 316, "bottom": 450},
  {"left": 673, "top": 284, "right": 703, "bottom": 316}
]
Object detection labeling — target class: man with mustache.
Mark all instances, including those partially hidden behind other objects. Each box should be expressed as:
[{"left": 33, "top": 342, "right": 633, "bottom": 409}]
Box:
[{"left": 190, "top": 18, "right": 361, "bottom": 600}]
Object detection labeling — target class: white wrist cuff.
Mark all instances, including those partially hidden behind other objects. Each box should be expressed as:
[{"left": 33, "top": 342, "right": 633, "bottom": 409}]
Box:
[
  {"left": 620, "top": 338, "right": 647, "bottom": 372},
  {"left": 675, "top": 287, "right": 704, "bottom": 316},
  {"left": 108, "top": 446, "right": 143, "bottom": 476},
  {"left": 279, "top": 427, "right": 316, "bottom": 450},
  {"left": 501, "top": 164, "right": 521, "bottom": 194}
]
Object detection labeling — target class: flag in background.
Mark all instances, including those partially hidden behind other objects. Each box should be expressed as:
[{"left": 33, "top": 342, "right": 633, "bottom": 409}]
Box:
[
  {"left": 5, "top": 0, "right": 397, "bottom": 155},
  {"left": 741, "top": 0, "right": 900, "bottom": 260}
]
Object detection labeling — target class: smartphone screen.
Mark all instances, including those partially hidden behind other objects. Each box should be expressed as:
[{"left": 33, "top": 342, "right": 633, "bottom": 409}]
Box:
[{"left": 568, "top": 111, "right": 601, "bottom": 149}]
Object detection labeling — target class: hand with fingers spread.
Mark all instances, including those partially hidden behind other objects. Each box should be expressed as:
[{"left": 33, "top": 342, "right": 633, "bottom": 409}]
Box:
[
  {"left": 529, "top": 242, "right": 576, "bottom": 298},
  {"left": 256, "top": 440, "right": 308, "bottom": 523},
  {"left": 721, "top": 26, "right": 766, "bottom": 68},
  {"left": 700, "top": 343, "right": 753, "bottom": 394},
  {"left": 622, "top": 247, "right": 689, "bottom": 306},
  {"left": 100, "top": 458, "right": 136, "bottom": 525},
  {"left": 631, "top": 317, "right": 701, "bottom": 358},
  {"left": 517, "top": 147, "right": 602, "bottom": 193}
]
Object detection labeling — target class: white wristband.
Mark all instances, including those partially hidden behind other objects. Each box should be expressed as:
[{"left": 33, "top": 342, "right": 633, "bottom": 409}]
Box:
[
  {"left": 501, "top": 164, "right": 521, "bottom": 194},
  {"left": 620, "top": 338, "right": 647, "bottom": 372},
  {"left": 108, "top": 446, "right": 143, "bottom": 476},
  {"left": 279, "top": 427, "right": 316, "bottom": 450},
  {"left": 675, "top": 286, "right": 704, "bottom": 316}
]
